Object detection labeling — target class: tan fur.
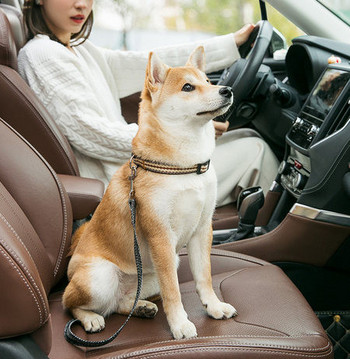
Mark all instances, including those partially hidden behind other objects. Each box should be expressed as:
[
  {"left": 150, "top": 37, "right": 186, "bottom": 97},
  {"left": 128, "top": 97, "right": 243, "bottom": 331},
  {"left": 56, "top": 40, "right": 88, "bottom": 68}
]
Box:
[{"left": 62, "top": 46, "right": 237, "bottom": 339}]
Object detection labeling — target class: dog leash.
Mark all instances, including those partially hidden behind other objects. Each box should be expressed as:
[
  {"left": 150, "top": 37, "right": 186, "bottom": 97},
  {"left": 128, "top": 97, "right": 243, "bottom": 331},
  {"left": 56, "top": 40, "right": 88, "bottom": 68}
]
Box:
[{"left": 64, "top": 157, "right": 143, "bottom": 347}]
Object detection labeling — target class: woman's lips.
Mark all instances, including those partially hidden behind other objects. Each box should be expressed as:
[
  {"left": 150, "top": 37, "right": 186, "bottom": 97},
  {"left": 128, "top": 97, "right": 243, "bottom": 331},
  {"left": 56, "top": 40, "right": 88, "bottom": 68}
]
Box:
[{"left": 71, "top": 15, "right": 85, "bottom": 24}]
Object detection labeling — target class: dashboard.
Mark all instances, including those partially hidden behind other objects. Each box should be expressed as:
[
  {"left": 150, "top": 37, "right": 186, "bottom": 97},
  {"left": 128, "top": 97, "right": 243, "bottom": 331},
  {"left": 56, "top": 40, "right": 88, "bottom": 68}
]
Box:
[
  {"left": 286, "top": 36, "right": 350, "bottom": 94},
  {"left": 277, "top": 37, "right": 350, "bottom": 215},
  {"left": 214, "top": 33, "right": 350, "bottom": 216}
]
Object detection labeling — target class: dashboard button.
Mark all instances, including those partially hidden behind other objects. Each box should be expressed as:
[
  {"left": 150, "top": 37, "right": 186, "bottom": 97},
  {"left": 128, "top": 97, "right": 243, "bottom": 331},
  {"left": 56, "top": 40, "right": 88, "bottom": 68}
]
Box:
[{"left": 294, "top": 160, "right": 303, "bottom": 170}]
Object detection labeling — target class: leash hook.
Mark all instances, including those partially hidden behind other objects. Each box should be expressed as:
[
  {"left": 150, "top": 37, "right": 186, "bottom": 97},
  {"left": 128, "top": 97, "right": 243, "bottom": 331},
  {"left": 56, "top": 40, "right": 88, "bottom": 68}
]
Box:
[{"left": 129, "top": 155, "right": 137, "bottom": 199}]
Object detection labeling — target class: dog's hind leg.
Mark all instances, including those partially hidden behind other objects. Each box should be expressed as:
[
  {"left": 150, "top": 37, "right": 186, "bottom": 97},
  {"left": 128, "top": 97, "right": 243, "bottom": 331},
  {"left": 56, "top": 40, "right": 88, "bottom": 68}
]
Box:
[
  {"left": 117, "top": 273, "right": 159, "bottom": 318},
  {"left": 187, "top": 225, "right": 238, "bottom": 319},
  {"left": 63, "top": 272, "right": 106, "bottom": 333},
  {"left": 118, "top": 299, "right": 158, "bottom": 318},
  {"left": 63, "top": 257, "right": 121, "bottom": 332}
]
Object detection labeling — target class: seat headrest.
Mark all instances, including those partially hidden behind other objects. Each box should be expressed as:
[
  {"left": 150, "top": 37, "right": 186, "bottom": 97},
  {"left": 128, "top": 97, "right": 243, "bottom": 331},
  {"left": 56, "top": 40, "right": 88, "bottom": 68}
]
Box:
[
  {"left": 0, "top": 7, "right": 18, "bottom": 69},
  {"left": 0, "top": 4, "right": 26, "bottom": 49},
  {"left": 1, "top": 0, "right": 23, "bottom": 10},
  {"left": 0, "top": 5, "right": 27, "bottom": 69}
]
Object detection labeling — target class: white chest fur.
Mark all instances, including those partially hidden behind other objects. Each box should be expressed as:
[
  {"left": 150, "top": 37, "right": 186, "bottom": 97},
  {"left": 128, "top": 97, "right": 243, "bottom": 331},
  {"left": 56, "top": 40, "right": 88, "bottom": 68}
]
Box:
[{"left": 149, "top": 167, "right": 217, "bottom": 252}]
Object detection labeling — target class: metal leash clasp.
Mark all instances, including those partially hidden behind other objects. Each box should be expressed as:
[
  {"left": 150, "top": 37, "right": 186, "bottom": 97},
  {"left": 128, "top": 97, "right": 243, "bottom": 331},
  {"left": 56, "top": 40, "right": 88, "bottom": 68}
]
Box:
[{"left": 129, "top": 155, "right": 137, "bottom": 200}]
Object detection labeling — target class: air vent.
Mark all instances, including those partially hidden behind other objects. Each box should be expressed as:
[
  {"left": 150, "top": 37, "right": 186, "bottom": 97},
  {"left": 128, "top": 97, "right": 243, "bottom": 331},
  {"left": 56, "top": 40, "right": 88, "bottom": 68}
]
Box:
[{"left": 326, "top": 98, "right": 350, "bottom": 136}]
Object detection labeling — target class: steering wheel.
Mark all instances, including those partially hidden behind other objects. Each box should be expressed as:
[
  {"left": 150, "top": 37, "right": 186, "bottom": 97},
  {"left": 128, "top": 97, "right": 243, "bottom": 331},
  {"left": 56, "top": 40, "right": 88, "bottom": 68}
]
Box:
[{"left": 216, "top": 20, "right": 273, "bottom": 127}]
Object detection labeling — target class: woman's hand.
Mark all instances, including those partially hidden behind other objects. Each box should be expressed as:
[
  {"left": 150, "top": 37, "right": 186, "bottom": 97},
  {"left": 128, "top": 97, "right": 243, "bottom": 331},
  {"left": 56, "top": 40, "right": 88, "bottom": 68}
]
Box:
[
  {"left": 233, "top": 23, "right": 255, "bottom": 47},
  {"left": 214, "top": 120, "right": 229, "bottom": 139}
]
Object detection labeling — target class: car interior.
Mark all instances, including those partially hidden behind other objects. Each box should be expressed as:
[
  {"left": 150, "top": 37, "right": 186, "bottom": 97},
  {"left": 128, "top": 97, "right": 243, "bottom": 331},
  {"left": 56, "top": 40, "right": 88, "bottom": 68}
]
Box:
[{"left": 0, "top": 0, "right": 349, "bottom": 358}]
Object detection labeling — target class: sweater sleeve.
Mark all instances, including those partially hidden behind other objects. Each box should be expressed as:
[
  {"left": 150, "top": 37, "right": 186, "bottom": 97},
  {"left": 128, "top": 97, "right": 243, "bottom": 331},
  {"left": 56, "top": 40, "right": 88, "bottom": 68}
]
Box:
[
  {"left": 101, "top": 33, "right": 240, "bottom": 99},
  {"left": 18, "top": 39, "right": 138, "bottom": 164}
]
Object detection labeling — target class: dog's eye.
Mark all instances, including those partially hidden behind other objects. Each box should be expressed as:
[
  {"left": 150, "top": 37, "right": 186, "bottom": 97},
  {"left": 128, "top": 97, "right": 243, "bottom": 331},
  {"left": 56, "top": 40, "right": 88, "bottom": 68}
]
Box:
[
  {"left": 182, "top": 83, "right": 195, "bottom": 92},
  {"left": 206, "top": 78, "right": 210, "bottom": 83}
]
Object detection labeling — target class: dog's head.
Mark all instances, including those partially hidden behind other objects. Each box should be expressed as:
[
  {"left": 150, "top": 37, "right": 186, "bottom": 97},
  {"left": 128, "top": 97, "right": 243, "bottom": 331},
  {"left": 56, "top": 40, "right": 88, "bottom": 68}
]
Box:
[{"left": 142, "top": 46, "right": 233, "bottom": 125}]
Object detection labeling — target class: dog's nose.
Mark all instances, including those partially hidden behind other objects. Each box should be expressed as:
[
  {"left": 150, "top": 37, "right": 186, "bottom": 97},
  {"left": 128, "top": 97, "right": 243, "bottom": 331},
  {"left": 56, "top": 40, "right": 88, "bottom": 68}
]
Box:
[{"left": 219, "top": 86, "right": 233, "bottom": 99}]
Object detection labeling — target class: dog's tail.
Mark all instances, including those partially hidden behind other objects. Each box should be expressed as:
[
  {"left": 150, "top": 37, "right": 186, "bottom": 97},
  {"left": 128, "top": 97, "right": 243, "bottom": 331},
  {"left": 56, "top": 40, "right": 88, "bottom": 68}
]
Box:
[{"left": 68, "top": 222, "right": 89, "bottom": 256}]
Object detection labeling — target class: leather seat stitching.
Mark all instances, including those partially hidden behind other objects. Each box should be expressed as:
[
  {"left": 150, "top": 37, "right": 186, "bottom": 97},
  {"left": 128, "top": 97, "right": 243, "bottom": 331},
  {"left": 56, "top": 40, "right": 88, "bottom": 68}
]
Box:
[
  {"left": 0, "top": 119, "right": 70, "bottom": 278},
  {"left": 93, "top": 333, "right": 330, "bottom": 359},
  {"left": 217, "top": 269, "right": 294, "bottom": 337},
  {"left": 0, "top": 192, "right": 44, "bottom": 270},
  {"left": 115, "top": 341, "right": 332, "bottom": 359},
  {"left": 0, "top": 215, "right": 48, "bottom": 318},
  {"left": 0, "top": 212, "right": 35, "bottom": 264},
  {"left": 179, "top": 268, "right": 247, "bottom": 288},
  {"left": 200, "top": 249, "right": 268, "bottom": 266},
  {"left": 0, "top": 247, "right": 43, "bottom": 325},
  {"left": 51, "top": 172, "right": 68, "bottom": 277}
]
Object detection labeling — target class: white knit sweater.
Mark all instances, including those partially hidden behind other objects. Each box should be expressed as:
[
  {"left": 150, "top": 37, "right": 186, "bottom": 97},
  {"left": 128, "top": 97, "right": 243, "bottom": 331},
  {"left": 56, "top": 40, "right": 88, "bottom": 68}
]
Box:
[{"left": 18, "top": 34, "right": 239, "bottom": 186}]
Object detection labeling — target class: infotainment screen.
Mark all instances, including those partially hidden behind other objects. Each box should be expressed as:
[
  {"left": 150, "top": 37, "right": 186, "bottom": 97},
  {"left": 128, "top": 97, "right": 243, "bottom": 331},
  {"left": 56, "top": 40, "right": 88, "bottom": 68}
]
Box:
[
  {"left": 305, "top": 68, "right": 350, "bottom": 124},
  {"left": 288, "top": 66, "right": 350, "bottom": 151}
]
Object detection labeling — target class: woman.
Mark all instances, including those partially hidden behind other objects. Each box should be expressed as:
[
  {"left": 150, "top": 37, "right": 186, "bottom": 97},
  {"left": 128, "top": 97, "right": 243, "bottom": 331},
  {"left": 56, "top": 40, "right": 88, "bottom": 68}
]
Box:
[{"left": 18, "top": 0, "right": 279, "bottom": 206}]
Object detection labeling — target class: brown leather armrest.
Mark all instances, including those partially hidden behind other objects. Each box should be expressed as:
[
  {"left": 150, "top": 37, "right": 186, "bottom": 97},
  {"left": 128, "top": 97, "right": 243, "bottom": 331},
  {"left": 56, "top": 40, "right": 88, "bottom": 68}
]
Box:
[{"left": 57, "top": 174, "right": 104, "bottom": 220}]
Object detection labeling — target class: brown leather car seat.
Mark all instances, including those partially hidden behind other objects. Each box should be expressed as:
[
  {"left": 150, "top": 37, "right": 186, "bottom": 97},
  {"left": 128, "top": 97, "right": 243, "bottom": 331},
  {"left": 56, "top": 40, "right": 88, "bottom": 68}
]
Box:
[{"left": 0, "top": 117, "right": 333, "bottom": 358}]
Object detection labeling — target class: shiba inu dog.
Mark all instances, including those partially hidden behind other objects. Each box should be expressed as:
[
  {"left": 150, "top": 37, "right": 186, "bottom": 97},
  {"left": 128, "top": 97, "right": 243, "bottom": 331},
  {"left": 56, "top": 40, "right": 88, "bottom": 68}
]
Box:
[{"left": 62, "top": 46, "right": 237, "bottom": 340}]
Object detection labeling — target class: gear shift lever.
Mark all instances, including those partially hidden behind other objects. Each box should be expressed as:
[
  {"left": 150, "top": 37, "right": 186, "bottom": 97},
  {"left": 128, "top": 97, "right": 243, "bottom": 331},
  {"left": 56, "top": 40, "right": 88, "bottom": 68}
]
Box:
[{"left": 228, "top": 186, "right": 265, "bottom": 242}]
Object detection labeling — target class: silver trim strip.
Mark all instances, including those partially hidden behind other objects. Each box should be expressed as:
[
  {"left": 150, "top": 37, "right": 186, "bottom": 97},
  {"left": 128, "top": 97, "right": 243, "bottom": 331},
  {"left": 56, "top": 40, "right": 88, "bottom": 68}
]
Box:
[
  {"left": 212, "top": 229, "right": 233, "bottom": 236},
  {"left": 269, "top": 180, "right": 280, "bottom": 192},
  {"left": 290, "top": 204, "right": 350, "bottom": 226}
]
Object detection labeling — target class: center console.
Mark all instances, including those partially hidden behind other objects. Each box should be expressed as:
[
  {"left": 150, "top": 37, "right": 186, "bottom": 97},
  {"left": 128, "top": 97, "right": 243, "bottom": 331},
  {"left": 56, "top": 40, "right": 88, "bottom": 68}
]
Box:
[{"left": 280, "top": 65, "right": 350, "bottom": 197}]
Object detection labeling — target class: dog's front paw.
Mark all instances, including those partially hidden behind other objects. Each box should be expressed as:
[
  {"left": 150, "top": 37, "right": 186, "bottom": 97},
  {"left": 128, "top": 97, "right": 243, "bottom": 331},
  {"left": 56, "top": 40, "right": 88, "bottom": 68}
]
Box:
[
  {"left": 171, "top": 319, "right": 197, "bottom": 339},
  {"left": 206, "top": 301, "right": 237, "bottom": 319},
  {"left": 81, "top": 312, "right": 105, "bottom": 333}
]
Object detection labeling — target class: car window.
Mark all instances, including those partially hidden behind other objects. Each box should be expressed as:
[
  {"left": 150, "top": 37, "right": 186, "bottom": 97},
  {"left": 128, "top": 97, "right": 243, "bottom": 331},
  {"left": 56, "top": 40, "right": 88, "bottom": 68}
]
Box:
[
  {"left": 91, "top": 0, "right": 303, "bottom": 50},
  {"left": 264, "top": 3, "right": 304, "bottom": 45},
  {"left": 317, "top": 0, "right": 350, "bottom": 26}
]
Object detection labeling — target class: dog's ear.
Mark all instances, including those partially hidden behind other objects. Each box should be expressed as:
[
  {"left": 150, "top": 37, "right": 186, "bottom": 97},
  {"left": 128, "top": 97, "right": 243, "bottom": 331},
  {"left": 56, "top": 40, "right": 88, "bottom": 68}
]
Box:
[
  {"left": 186, "top": 46, "right": 206, "bottom": 72},
  {"left": 147, "top": 52, "right": 168, "bottom": 92}
]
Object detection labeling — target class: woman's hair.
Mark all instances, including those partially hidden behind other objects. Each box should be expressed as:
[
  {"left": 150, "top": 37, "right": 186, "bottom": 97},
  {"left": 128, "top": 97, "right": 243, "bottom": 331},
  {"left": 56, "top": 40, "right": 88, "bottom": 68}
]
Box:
[{"left": 23, "top": 0, "right": 93, "bottom": 46}]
